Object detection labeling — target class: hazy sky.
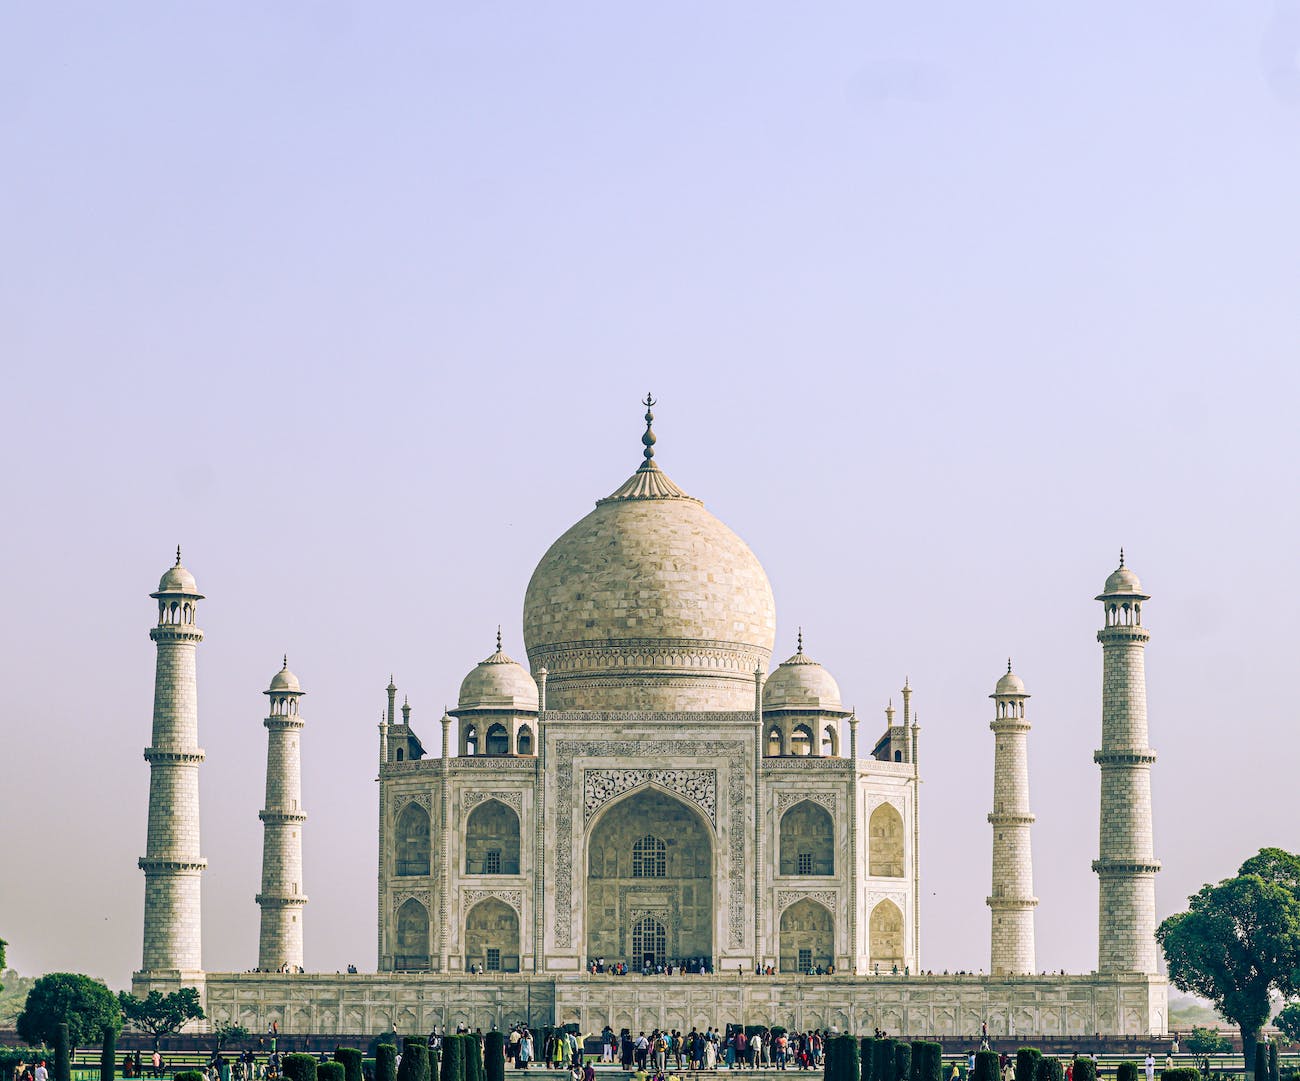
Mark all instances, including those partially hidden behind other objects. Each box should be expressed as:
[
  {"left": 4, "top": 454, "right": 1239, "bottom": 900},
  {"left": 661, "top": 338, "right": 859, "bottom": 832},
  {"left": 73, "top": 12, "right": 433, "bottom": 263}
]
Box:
[{"left": 2, "top": 3, "right": 1299, "bottom": 992}]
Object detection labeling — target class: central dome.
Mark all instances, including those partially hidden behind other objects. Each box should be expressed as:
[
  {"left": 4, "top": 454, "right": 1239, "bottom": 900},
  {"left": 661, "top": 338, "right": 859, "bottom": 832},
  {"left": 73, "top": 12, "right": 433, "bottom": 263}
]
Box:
[{"left": 523, "top": 404, "right": 776, "bottom": 711}]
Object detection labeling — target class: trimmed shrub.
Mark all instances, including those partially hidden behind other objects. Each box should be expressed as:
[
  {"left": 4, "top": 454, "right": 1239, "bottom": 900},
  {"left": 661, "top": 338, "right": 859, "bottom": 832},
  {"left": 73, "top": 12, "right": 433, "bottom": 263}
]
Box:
[
  {"left": 320, "top": 1063, "right": 346, "bottom": 1081},
  {"left": 176, "top": 1073, "right": 205, "bottom": 1081},
  {"left": 1016, "top": 1049, "right": 1042, "bottom": 1081},
  {"left": 974, "top": 1052, "right": 1000, "bottom": 1081},
  {"left": 1117, "top": 1064, "right": 1138, "bottom": 1081},
  {"left": 54, "top": 1024, "right": 70, "bottom": 1081},
  {"left": 1160, "top": 1070, "right": 1200, "bottom": 1081},
  {"left": 1035, "top": 1059, "right": 1064, "bottom": 1081},
  {"left": 828, "top": 1036, "right": 859, "bottom": 1081},
  {"left": 1074, "top": 1060, "right": 1097, "bottom": 1081},
  {"left": 485, "top": 1033, "right": 505, "bottom": 1081},
  {"left": 335, "top": 1048, "right": 364, "bottom": 1081},
  {"left": 376, "top": 1045, "right": 398, "bottom": 1081},
  {"left": 1271, "top": 1044, "right": 1280, "bottom": 1081},
  {"left": 283, "top": 1053, "right": 320, "bottom": 1081},
  {"left": 913, "top": 1042, "right": 942, "bottom": 1081},
  {"left": 861, "top": 1039, "right": 876, "bottom": 1081},
  {"left": 397, "top": 1041, "right": 430, "bottom": 1081},
  {"left": 875, "top": 1039, "right": 896, "bottom": 1081},
  {"left": 1258, "top": 1046, "right": 1271, "bottom": 1081},
  {"left": 440, "top": 1033, "right": 464, "bottom": 1081},
  {"left": 362, "top": 1060, "right": 376, "bottom": 1081},
  {"left": 100, "top": 1026, "right": 116, "bottom": 1081},
  {"left": 895, "top": 1043, "right": 912, "bottom": 1081}
]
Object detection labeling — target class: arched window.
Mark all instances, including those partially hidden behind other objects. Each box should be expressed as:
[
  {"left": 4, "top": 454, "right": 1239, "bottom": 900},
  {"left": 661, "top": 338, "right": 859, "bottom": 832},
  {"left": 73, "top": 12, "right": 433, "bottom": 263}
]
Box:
[
  {"left": 869, "top": 899, "right": 904, "bottom": 970},
  {"left": 779, "top": 800, "right": 834, "bottom": 876},
  {"left": 465, "top": 798, "right": 521, "bottom": 875},
  {"left": 485, "top": 723, "right": 509, "bottom": 756},
  {"left": 394, "top": 897, "right": 430, "bottom": 970},
  {"left": 396, "top": 747, "right": 404, "bottom": 761},
  {"left": 868, "top": 803, "right": 905, "bottom": 877},
  {"left": 464, "top": 898, "right": 520, "bottom": 973},
  {"left": 395, "top": 802, "right": 431, "bottom": 876},
  {"left": 821, "top": 725, "right": 838, "bottom": 757},
  {"left": 632, "top": 915, "right": 667, "bottom": 966},
  {"left": 517, "top": 725, "right": 534, "bottom": 755},
  {"left": 632, "top": 835, "right": 666, "bottom": 878},
  {"left": 790, "top": 725, "right": 813, "bottom": 756},
  {"left": 767, "top": 727, "right": 782, "bottom": 757},
  {"left": 464, "top": 724, "right": 478, "bottom": 756},
  {"left": 779, "top": 898, "right": 834, "bottom": 973}
]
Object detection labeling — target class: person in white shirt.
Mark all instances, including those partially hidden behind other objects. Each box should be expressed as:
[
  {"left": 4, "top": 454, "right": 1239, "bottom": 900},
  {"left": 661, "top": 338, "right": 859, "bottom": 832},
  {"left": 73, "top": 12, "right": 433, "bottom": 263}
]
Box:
[
  {"left": 35, "top": 1063, "right": 48, "bottom": 1081},
  {"left": 1144, "top": 1054, "right": 1155, "bottom": 1081}
]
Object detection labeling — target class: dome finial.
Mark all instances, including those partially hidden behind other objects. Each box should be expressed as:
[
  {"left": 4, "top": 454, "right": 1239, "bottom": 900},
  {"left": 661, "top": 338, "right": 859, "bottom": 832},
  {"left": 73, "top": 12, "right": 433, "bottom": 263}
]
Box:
[
  {"left": 1007, "top": 657, "right": 1013, "bottom": 674},
  {"left": 283, "top": 653, "right": 288, "bottom": 670},
  {"left": 1119, "top": 547, "right": 1125, "bottom": 567},
  {"left": 797, "top": 626, "right": 803, "bottom": 654},
  {"left": 641, "top": 393, "right": 657, "bottom": 465},
  {"left": 175, "top": 544, "right": 182, "bottom": 566},
  {"left": 496, "top": 624, "right": 503, "bottom": 652}
]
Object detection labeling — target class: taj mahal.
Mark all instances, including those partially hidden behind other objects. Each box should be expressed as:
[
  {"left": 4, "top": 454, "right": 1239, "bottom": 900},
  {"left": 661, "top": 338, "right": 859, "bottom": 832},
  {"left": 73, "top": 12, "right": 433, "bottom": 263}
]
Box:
[{"left": 132, "top": 398, "right": 1167, "bottom": 1038}]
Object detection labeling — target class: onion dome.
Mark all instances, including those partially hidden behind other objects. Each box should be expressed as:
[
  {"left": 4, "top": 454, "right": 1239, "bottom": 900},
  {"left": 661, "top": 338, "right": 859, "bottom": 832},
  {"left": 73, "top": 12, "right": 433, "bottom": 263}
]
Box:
[
  {"left": 523, "top": 396, "right": 775, "bottom": 711},
  {"left": 1097, "top": 549, "right": 1150, "bottom": 600},
  {"left": 152, "top": 546, "right": 203, "bottom": 598},
  {"left": 993, "top": 659, "right": 1026, "bottom": 697},
  {"left": 763, "top": 632, "right": 848, "bottom": 714},
  {"left": 457, "top": 630, "right": 540, "bottom": 713},
  {"left": 268, "top": 656, "right": 302, "bottom": 694}
]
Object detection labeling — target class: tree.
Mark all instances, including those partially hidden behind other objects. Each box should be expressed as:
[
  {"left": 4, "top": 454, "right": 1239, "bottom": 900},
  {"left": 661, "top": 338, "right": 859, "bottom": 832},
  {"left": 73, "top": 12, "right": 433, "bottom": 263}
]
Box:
[
  {"left": 212, "top": 1022, "right": 250, "bottom": 1052},
  {"left": 0, "top": 938, "right": 7, "bottom": 991},
  {"left": 1182, "top": 1029, "right": 1230, "bottom": 1076},
  {"left": 1274, "top": 1004, "right": 1300, "bottom": 1043},
  {"left": 118, "top": 988, "right": 204, "bottom": 1038},
  {"left": 18, "top": 973, "right": 122, "bottom": 1048},
  {"left": 1158, "top": 848, "right": 1300, "bottom": 1071}
]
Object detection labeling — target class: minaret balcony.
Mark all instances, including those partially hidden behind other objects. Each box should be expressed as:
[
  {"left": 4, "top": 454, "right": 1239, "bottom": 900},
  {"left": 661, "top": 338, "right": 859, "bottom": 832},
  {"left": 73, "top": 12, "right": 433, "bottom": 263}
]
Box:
[
  {"left": 1092, "top": 858, "right": 1162, "bottom": 875},
  {"left": 143, "top": 748, "right": 206, "bottom": 765},
  {"left": 258, "top": 809, "right": 308, "bottom": 825},
  {"left": 1093, "top": 749, "right": 1157, "bottom": 766}
]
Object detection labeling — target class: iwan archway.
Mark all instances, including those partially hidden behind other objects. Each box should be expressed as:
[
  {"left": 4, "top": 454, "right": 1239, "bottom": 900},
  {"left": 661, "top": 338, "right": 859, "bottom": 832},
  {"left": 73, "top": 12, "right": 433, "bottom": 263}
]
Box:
[{"left": 584, "top": 786, "right": 714, "bottom": 967}]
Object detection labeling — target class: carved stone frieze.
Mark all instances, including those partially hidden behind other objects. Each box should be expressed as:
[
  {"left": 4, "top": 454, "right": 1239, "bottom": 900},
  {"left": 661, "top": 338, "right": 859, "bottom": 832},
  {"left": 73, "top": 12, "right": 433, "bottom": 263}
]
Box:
[
  {"left": 867, "top": 793, "right": 904, "bottom": 813},
  {"left": 776, "top": 790, "right": 836, "bottom": 816},
  {"left": 584, "top": 768, "right": 716, "bottom": 826},
  {"left": 463, "top": 789, "right": 524, "bottom": 815},
  {"left": 462, "top": 889, "right": 523, "bottom": 916},
  {"left": 776, "top": 889, "right": 837, "bottom": 914},
  {"left": 393, "top": 889, "right": 432, "bottom": 912}
]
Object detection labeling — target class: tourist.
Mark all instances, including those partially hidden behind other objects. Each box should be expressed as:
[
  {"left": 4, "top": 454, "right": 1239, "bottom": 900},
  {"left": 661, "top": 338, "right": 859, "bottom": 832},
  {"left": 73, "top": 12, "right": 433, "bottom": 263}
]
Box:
[
  {"left": 1144, "top": 1055, "right": 1155, "bottom": 1081},
  {"left": 603, "top": 1026, "right": 615, "bottom": 1063}
]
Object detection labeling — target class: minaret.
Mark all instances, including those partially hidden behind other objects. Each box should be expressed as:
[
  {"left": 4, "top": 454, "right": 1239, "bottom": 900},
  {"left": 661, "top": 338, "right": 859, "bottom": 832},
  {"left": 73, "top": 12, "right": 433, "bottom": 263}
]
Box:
[
  {"left": 139, "top": 548, "right": 207, "bottom": 979},
  {"left": 987, "top": 660, "right": 1037, "bottom": 976},
  {"left": 257, "top": 658, "right": 308, "bottom": 972},
  {"left": 1093, "top": 552, "right": 1160, "bottom": 974}
]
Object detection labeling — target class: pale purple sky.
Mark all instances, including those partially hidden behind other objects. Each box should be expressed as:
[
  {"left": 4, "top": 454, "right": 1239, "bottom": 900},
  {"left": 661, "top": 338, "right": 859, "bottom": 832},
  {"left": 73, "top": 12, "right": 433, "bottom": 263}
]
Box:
[{"left": 2, "top": 3, "right": 1299, "bottom": 991}]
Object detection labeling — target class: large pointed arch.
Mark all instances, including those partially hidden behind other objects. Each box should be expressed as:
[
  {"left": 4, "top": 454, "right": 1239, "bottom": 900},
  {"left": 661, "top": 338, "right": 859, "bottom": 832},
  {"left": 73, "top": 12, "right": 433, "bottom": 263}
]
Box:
[
  {"left": 584, "top": 784, "right": 714, "bottom": 967},
  {"left": 465, "top": 797, "right": 521, "bottom": 875},
  {"left": 868, "top": 898, "right": 904, "bottom": 971},
  {"left": 779, "top": 897, "right": 834, "bottom": 972},
  {"left": 778, "top": 799, "right": 834, "bottom": 875},
  {"left": 394, "top": 897, "right": 430, "bottom": 970},
  {"left": 395, "top": 802, "right": 431, "bottom": 877},
  {"left": 868, "top": 802, "right": 905, "bottom": 877},
  {"left": 464, "top": 898, "right": 520, "bottom": 972}
]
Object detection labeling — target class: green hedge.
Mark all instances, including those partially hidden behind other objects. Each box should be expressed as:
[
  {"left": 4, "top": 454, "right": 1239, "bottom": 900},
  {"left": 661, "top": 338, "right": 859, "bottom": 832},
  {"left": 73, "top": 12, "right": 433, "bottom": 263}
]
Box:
[
  {"left": 99, "top": 1026, "right": 116, "bottom": 1081},
  {"left": 484, "top": 1033, "right": 505, "bottom": 1081},
  {"left": 320, "top": 1063, "right": 346, "bottom": 1081},
  {"left": 1272, "top": 1044, "right": 1281, "bottom": 1081},
  {"left": 874, "top": 1039, "right": 896, "bottom": 1081},
  {"left": 397, "top": 1041, "right": 430, "bottom": 1081},
  {"left": 440, "top": 1033, "right": 464, "bottom": 1081},
  {"left": 861, "top": 1039, "right": 876, "bottom": 1081},
  {"left": 1258, "top": 1047, "right": 1271, "bottom": 1081},
  {"left": 1036, "top": 1059, "right": 1064, "bottom": 1081},
  {"left": 376, "top": 1045, "right": 397, "bottom": 1081},
  {"left": 1160, "top": 1070, "right": 1200, "bottom": 1081},
  {"left": 1074, "top": 1059, "right": 1097, "bottom": 1081},
  {"left": 1117, "top": 1064, "right": 1137, "bottom": 1081},
  {"left": 362, "top": 1060, "right": 376, "bottom": 1081},
  {"left": 335, "top": 1048, "right": 364, "bottom": 1081},
  {"left": 1016, "top": 1049, "right": 1042, "bottom": 1081},
  {"left": 176, "top": 1072, "right": 205, "bottom": 1081},
  {"left": 975, "top": 1052, "right": 1000, "bottom": 1081},
  {"left": 912, "top": 1042, "right": 942, "bottom": 1081},
  {"left": 283, "top": 1053, "right": 319, "bottom": 1081},
  {"left": 54, "top": 1025, "right": 70, "bottom": 1081},
  {"left": 894, "top": 1042, "right": 912, "bottom": 1081},
  {"left": 826, "top": 1035, "right": 858, "bottom": 1081}
]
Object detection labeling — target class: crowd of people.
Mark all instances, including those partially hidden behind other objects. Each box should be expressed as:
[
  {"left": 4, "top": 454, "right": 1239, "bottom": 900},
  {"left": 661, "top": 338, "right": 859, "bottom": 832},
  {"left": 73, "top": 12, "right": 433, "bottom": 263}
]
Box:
[
  {"left": 586, "top": 958, "right": 715, "bottom": 976},
  {"left": 596, "top": 1026, "right": 827, "bottom": 1072}
]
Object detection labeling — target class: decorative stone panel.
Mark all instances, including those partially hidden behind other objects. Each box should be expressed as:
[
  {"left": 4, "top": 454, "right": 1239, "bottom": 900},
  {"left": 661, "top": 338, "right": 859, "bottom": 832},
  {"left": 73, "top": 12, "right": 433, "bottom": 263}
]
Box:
[
  {"left": 776, "top": 790, "right": 835, "bottom": 816},
  {"left": 461, "top": 888, "right": 523, "bottom": 916},
  {"left": 463, "top": 790, "right": 524, "bottom": 815},
  {"left": 776, "top": 889, "right": 837, "bottom": 914},
  {"left": 584, "top": 768, "right": 717, "bottom": 825}
]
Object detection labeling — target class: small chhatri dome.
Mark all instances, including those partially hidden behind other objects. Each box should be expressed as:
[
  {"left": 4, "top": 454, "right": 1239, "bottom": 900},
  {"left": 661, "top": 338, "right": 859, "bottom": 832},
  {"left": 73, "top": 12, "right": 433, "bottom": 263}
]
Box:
[
  {"left": 1099, "top": 548, "right": 1149, "bottom": 599},
  {"left": 457, "top": 631, "right": 540, "bottom": 712},
  {"left": 154, "top": 545, "right": 202, "bottom": 597},
  {"left": 763, "top": 631, "right": 847, "bottom": 713},
  {"left": 994, "top": 658, "right": 1026, "bottom": 697},
  {"left": 268, "top": 655, "right": 302, "bottom": 694}
]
